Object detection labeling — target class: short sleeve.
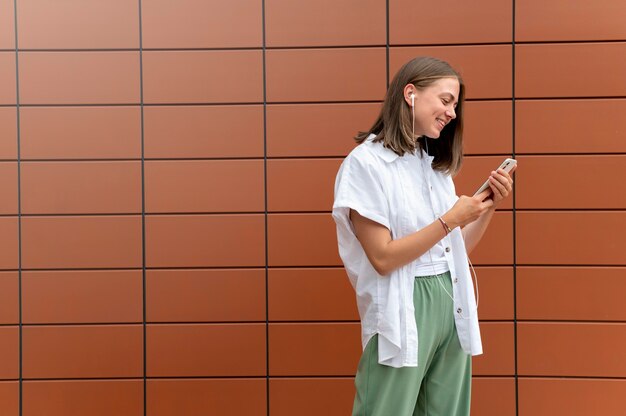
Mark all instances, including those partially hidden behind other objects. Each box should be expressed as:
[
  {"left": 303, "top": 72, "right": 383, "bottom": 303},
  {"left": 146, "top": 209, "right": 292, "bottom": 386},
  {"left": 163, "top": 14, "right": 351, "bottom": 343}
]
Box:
[{"left": 332, "top": 152, "right": 390, "bottom": 232}]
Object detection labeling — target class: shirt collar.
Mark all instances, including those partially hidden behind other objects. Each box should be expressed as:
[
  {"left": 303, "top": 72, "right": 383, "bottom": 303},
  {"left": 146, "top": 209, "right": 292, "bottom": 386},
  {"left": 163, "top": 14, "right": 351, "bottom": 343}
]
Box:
[
  {"left": 366, "top": 134, "right": 400, "bottom": 163},
  {"left": 366, "top": 134, "right": 434, "bottom": 164}
]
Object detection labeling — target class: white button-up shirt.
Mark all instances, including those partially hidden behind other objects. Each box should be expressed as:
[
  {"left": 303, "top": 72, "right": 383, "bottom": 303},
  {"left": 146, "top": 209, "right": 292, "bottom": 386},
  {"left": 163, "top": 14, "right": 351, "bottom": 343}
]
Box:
[{"left": 332, "top": 136, "right": 482, "bottom": 368}]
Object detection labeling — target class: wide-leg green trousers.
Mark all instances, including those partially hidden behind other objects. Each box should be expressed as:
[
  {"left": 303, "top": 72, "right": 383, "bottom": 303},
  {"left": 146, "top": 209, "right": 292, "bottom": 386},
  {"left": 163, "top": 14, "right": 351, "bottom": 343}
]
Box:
[{"left": 352, "top": 271, "right": 472, "bottom": 416}]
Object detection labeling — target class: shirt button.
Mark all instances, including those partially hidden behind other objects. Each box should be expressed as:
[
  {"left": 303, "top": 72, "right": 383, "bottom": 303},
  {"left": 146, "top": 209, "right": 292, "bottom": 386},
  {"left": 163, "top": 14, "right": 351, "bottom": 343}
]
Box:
[
  {"left": 445, "top": 247, "right": 451, "bottom": 253},
  {"left": 457, "top": 308, "right": 463, "bottom": 314},
  {"left": 453, "top": 278, "right": 459, "bottom": 284}
]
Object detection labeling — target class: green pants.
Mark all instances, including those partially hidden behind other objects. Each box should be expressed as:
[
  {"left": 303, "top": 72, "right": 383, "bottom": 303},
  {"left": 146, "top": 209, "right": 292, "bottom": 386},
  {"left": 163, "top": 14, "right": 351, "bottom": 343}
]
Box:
[{"left": 352, "top": 272, "right": 472, "bottom": 416}]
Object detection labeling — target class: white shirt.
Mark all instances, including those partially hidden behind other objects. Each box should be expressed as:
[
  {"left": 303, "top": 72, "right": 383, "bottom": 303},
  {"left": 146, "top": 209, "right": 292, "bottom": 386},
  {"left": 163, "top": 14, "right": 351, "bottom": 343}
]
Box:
[{"left": 332, "top": 135, "right": 482, "bottom": 368}]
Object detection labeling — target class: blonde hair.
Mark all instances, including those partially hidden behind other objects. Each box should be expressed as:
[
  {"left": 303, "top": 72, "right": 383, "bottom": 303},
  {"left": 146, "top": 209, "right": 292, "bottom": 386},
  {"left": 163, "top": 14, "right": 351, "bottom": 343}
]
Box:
[{"left": 355, "top": 56, "right": 465, "bottom": 175}]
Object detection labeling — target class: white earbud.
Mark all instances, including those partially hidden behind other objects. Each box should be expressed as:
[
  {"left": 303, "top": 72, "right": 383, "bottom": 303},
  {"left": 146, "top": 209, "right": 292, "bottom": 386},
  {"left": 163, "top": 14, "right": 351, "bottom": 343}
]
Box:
[{"left": 410, "top": 93, "right": 415, "bottom": 107}]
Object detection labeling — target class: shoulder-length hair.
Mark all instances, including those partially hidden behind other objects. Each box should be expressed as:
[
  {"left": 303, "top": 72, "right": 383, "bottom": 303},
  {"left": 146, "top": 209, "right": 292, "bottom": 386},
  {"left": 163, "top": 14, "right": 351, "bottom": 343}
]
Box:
[{"left": 355, "top": 56, "right": 465, "bottom": 175}]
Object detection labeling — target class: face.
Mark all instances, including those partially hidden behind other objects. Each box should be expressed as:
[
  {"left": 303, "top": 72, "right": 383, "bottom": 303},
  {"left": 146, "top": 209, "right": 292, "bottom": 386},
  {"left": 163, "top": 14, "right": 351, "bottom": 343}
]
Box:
[{"left": 409, "top": 77, "right": 460, "bottom": 139}]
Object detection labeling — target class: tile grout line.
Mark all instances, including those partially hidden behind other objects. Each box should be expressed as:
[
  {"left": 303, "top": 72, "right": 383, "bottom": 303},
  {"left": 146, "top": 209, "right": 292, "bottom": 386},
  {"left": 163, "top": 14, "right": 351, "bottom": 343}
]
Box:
[
  {"left": 512, "top": 2, "right": 520, "bottom": 415},
  {"left": 262, "top": 0, "right": 270, "bottom": 414},
  {"left": 385, "top": 0, "right": 390, "bottom": 89},
  {"left": 13, "top": 0, "right": 23, "bottom": 414},
  {"left": 137, "top": 0, "right": 148, "bottom": 414}
]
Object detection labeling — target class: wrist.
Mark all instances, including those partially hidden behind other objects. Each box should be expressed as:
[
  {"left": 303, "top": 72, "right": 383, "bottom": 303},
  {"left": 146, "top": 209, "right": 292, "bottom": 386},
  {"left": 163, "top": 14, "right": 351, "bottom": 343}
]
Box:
[
  {"left": 437, "top": 217, "right": 452, "bottom": 236},
  {"left": 439, "top": 214, "right": 458, "bottom": 232}
]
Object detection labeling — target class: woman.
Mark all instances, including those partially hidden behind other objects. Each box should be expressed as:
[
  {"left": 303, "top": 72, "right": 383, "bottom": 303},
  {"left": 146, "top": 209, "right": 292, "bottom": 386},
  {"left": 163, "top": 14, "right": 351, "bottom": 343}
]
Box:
[{"left": 332, "top": 57, "right": 514, "bottom": 415}]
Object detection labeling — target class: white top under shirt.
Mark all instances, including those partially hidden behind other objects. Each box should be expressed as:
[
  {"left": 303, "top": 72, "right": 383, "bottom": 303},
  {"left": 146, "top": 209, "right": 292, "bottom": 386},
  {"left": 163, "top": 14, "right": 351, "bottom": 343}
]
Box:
[{"left": 332, "top": 135, "right": 482, "bottom": 368}]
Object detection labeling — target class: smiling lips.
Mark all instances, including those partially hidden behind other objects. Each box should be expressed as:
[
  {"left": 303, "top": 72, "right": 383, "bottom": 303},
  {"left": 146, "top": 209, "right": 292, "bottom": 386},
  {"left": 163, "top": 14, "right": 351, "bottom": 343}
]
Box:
[{"left": 436, "top": 118, "right": 446, "bottom": 130}]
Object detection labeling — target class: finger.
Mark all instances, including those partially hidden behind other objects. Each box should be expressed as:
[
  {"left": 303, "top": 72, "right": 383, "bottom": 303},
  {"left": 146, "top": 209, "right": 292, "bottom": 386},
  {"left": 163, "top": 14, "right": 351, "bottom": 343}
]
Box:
[
  {"left": 481, "top": 198, "right": 494, "bottom": 209},
  {"left": 493, "top": 169, "right": 512, "bottom": 184},
  {"left": 475, "top": 188, "right": 492, "bottom": 201},
  {"left": 497, "top": 167, "right": 516, "bottom": 183},
  {"left": 493, "top": 170, "right": 513, "bottom": 190},
  {"left": 489, "top": 176, "right": 507, "bottom": 196}
]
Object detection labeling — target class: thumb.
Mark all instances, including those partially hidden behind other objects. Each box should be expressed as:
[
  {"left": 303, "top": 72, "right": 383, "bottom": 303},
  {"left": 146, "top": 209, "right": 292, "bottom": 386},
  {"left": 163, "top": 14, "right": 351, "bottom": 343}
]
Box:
[
  {"left": 475, "top": 188, "right": 492, "bottom": 202},
  {"left": 481, "top": 198, "right": 494, "bottom": 209}
]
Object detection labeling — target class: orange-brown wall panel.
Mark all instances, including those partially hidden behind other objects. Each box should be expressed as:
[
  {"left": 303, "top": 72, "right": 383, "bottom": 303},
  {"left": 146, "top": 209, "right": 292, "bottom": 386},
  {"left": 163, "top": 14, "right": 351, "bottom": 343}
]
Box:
[
  {"left": 269, "top": 323, "right": 361, "bottom": 376},
  {"left": 516, "top": 0, "right": 626, "bottom": 42},
  {"left": 266, "top": 103, "right": 376, "bottom": 158},
  {"left": 517, "top": 212, "right": 626, "bottom": 265},
  {"left": 146, "top": 269, "right": 266, "bottom": 323},
  {"left": 0, "top": 326, "right": 18, "bottom": 379},
  {"left": 390, "top": 0, "right": 512, "bottom": 45},
  {"left": 143, "top": 105, "right": 264, "bottom": 159},
  {"left": 19, "top": 52, "right": 140, "bottom": 105},
  {"left": 390, "top": 46, "right": 512, "bottom": 99},
  {"left": 4, "top": 0, "right": 623, "bottom": 412},
  {"left": 467, "top": 212, "right": 513, "bottom": 265},
  {"left": 146, "top": 324, "right": 266, "bottom": 377},
  {"left": 0, "top": 107, "right": 17, "bottom": 159},
  {"left": 267, "top": 159, "right": 341, "bottom": 212},
  {"left": 463, "top": 101, "right": 512, "bottom": 155},
  {"left": 268, "top": 213, "right": 341, "bottom": 266},
  {"left": 0, "top": 53, "right": 16, "bottom": 104},
  {"left": 22, "top": 325, "right": 143, "bottom": 379},
  {"left": 518, "top": 323, "right": 626, "bottom": 377},
  {"left": 0, "top": 162, "right": 17, "bottom": 214},
  {"left": 516, "top": 99, "right": 626, "bottom": 154},
  {"left": 472, "top": 377, "right": 516, "bottom": 416},
  {"left": 0, "top": 0, "right": 15, "bottom": 49},
  {"left": 147, "top": 379, "right": 267, "bottom": 416},
  {"left": 146, "top": 215, "right": 265, "bottom": 268},
  {"left": 21, "top": 162, "right": 141, "bottom": 214},
  {"left": 266, "top": 0, "right": 385, "bottom": 47},
  {"left": 475, "top": 267, "right": 514, "bottom": 321},
  {"left": 22, "top": 270, "right": 142, "bottom": 324},
  {"left": 516, "top": 43, "right": 626, "bottom": 98},
  {"left": 22, "top": 380, "right": 143, "bottom": 416},
  {"left": 0, "top": 272, "right": 18, "bottom": 324},
  {"left": 266, "top": 48, "right": 386, "bottom": 103},
  {"left": 473, "top": 322, "right": 515, "bottom": 376},
  {"left": 21, "top": 216, "right": 142, "bottom": 269},
  {"left": 145, "top": 160, "right": 264, "bottom": 213},
  {"left": 142, "top": 0, "right": 262, "bottom": 49},
  {"left": 270, "top": 378, "right": 354, "bottom": 416},
  {"left": 454, "top": 156, "right": 513, "bottom": 210},
  {"left": 518, "top": 378, "right": 626, "bottom": 416},
  {"left": 268, "top": 268, "right": 358, "bottom": 321},
  {"left": 20, "top": 106, "right": 141, "bottom": 160},
  {"left": 0, "top": 217, "right": 18, "bottom": 270},
  {"left": 17, "top": 0, "right": 139, "bottom": 49},
  {"left": 0, "top": 381, "right": 18, "bottom": 416},
  {"left": 517, "top": 267, "right": 626, "bottom": 321},
  {"left": 517, "top": 156, "right": 626, "bottom": 209},
  {"left": 142, "top": 51, "right": 263, "bottom": 104}
]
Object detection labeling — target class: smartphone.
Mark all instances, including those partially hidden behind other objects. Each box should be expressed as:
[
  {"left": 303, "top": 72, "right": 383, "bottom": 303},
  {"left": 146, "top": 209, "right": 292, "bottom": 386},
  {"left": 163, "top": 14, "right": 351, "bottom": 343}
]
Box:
[{"left": 473, "top": 158, "right": 517, "bottom": 196}]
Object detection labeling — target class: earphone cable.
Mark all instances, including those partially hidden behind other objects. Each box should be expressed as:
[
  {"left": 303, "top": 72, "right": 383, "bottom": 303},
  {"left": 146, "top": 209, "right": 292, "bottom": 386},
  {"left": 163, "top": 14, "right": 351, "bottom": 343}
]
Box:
[{"left": 412, "top": 97, "right": 479, "bottom": 319}]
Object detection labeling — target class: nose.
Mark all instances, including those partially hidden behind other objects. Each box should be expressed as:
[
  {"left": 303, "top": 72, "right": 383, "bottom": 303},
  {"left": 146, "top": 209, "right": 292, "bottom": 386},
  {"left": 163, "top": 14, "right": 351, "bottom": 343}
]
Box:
[{"left": 445, "top": 108, "right": 456, "bottom": 120}]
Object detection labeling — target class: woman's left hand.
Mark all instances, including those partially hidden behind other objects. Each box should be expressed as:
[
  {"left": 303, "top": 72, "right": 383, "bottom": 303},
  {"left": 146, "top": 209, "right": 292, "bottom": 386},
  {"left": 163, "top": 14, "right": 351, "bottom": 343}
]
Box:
[{"left": 487, "top": 167, "right": 515, "bottom": 207}]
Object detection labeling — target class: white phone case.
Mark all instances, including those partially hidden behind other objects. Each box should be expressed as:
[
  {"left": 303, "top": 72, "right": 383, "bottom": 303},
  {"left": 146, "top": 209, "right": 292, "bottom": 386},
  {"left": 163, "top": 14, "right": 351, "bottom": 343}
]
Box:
[{"left": 473, "top": 158, "right": 517, "bottom": 196}]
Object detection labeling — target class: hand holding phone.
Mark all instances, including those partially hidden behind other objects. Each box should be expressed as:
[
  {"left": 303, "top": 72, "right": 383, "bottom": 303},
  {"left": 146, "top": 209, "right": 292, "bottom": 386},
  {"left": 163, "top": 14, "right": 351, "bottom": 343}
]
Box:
[{"left": 473, "top": 158, "right": 517, "bottom": 197}]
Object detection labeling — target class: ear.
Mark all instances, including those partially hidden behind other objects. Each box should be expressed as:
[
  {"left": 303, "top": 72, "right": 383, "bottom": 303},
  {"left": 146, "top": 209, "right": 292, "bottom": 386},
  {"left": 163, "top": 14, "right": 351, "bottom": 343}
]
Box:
[{"left": 403, "top": 84, "right": 416, "bottom": 107}]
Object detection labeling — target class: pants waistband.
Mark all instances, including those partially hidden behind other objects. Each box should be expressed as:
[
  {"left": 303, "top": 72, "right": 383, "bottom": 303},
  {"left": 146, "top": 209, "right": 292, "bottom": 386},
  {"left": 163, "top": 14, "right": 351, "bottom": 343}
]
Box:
[{"left": 415, "top": 270, "right": 451, "bottom": 279}]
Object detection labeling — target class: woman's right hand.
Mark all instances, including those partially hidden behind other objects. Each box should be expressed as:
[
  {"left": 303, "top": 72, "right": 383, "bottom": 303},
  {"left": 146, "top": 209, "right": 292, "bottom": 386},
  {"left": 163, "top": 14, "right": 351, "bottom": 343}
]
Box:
[{"left": 441, "top": 190, "right": 494, "bottom": 229}]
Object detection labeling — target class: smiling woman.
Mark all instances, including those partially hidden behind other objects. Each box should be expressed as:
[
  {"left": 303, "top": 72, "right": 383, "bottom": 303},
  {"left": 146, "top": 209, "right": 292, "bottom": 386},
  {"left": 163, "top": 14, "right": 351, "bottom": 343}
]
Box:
[
  {"left": 355, "top": 57, "right": 466, "bottom": 176},
  {"left": 333, "top": 56, "right": 514, "bottom": 416}
]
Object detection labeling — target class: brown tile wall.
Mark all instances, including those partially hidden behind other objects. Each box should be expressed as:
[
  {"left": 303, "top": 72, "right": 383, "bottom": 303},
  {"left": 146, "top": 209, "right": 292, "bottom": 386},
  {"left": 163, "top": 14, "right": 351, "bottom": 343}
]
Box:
[{"left": 1, "top": 0, "right": 624, "bottom": 415}]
